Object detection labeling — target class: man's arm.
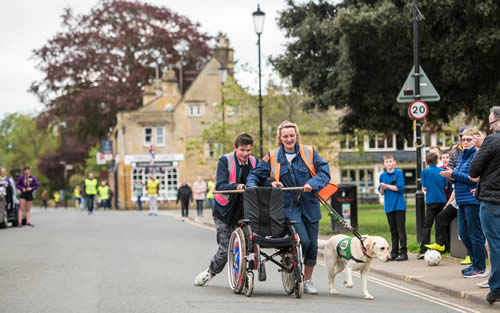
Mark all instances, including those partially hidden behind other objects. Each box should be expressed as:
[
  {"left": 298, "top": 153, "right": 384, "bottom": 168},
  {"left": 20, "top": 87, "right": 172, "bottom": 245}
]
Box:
[
  {"left": 246, "top": 153, "right": 272, "bottom": 187},
  {"left": 469, "top": 136, "right": 494, "bottom": 178},
  {"left": 215, "top": 157, "right": 240, "bottom": 191}
]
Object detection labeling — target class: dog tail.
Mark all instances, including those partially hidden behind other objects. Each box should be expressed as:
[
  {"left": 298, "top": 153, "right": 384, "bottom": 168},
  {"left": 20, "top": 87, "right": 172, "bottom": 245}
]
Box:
[{"left": 317, "top": 239, "right": 328, "bottom": 250}]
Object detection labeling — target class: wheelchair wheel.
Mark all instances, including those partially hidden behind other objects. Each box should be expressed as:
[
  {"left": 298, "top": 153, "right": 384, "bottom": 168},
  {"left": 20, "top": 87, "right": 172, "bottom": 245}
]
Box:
[
  {"left": 293, "top": 245, "right": 304, "bottom": 299},
  {"left": 245, "top": 272, "right": 254, "bottom": 297},
  {"left": 281, "top": 253, "right": 295, "bottom": 295},
  {"left": 228, "top": 227, "right": 247, "bottom": 294}
]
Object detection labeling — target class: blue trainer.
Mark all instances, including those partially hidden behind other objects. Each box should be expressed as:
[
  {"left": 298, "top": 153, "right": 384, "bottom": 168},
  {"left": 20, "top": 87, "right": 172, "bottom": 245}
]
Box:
[
  {"left": 461, "top": 265, "right": 473, "bottom": 274},
  {"left": 463, "top": 268, "right": 489, "bottom": 278}
]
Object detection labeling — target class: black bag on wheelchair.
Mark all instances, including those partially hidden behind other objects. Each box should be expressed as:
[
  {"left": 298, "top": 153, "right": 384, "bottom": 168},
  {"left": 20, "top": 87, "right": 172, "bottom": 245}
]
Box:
[{"left": 243, "top": 187, "right": 294, "bottom": 248}]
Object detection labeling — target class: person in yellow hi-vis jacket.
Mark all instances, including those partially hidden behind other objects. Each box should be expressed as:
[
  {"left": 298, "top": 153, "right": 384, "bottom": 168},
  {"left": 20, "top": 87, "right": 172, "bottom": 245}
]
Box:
[
  {"left": 147, "top": 173, "right": 160, "bottom": 216},
  {"left": 97, "top": 181, "right": 111, "bottom": 210},
  {"left": 54, "top": 191, "right": 60, "bottom": 208},
  {"left": 84, "top": 172, "right": 98, "bottom": 215}
]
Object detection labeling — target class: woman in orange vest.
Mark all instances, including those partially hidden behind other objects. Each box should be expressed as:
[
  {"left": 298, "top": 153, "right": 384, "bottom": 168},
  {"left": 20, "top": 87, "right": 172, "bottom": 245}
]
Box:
[{"left": 247, "top": 121, "right": 331, "bottom": 295}]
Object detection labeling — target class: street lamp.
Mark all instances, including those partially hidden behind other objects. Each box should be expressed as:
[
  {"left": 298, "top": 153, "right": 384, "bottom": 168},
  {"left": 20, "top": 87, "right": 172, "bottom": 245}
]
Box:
[
  {"left": 218, "top": 63, "right": 228, "bottom": 127},
  {"left": 253, "top": 4, "right": 265, "bottom": 159}
]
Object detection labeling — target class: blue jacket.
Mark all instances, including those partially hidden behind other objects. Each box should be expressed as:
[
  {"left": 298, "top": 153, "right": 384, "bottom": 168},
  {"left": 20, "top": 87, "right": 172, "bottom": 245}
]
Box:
[
  {"left": 213, "top": 153, "right": 258, "bottom": 219},
  {"left": 422, "top": 165, "right": 447, "bottom": 204},
  {"left": 378, "top": 169, "right": 406, "bottom": 213},
  {"left": 452, "top": 147, "right": 479, "bottom": 206},
  {"left": 246, "top": 143, "right": 331, "bottom": 223}
]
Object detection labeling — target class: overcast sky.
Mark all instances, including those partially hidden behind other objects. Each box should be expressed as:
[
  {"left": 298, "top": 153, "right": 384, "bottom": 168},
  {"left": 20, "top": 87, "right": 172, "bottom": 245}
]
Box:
[{"left": 0, "top": 0, "right": 307, "bottom": 117}]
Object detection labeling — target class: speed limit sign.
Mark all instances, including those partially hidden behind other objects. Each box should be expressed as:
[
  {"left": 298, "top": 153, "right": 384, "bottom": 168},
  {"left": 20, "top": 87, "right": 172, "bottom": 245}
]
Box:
[{"left": 408, "top": 100, "right": 428, "bottom": 120}]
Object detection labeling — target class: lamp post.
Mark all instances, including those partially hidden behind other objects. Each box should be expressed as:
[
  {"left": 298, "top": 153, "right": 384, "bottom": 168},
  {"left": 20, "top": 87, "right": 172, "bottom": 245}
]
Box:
[
  {"left": 252, "top": 4, "right": 265, "bottom": 159},
  {"left": 218, "top": 63, "right": 228, "bottom": 141}
]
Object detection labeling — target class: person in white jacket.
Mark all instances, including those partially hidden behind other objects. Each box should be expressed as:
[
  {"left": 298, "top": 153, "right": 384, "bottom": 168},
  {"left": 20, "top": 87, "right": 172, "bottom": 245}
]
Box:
[{"left": 192, "top": 176, "right": 207, "bottom": 216}]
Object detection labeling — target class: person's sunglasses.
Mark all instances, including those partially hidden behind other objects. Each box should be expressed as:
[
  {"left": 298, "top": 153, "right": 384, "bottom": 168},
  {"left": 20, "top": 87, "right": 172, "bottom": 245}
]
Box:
[
  {"left": 489, "top": 119, "right": 498, "bottom": 126},
  {"left": 462, "top": 137, "right": 474, "bottom": 143}
]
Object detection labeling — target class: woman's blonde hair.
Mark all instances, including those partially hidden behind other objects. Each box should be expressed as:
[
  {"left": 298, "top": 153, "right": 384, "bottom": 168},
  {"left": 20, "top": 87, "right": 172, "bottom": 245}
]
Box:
[
  {"left": 462, "top": 127, "right": 483, "bottom": 137},
  {"left": 275, "top": 120, "right": 300, "bottom": 147}
]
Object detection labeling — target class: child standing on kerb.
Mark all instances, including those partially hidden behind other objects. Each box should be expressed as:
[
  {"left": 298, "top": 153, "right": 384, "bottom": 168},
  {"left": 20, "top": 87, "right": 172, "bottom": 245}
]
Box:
[{"left": 379, "top": 154, "right": 408, "bottom": 261}]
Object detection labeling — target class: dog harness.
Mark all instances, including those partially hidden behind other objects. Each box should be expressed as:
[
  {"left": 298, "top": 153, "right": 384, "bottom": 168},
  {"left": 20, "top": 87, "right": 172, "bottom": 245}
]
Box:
[{"left": 336, "top": 237, "right": 371, "bottom": 263}]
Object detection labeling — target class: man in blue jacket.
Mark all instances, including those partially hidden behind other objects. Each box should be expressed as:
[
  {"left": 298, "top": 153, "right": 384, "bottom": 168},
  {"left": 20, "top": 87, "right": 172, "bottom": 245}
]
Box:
[
  {"left": 379, "top": 154, "right": 407, "bottom": 261},
  {"left": 194, "top": 133, "right": 258, "bottom": 287}
]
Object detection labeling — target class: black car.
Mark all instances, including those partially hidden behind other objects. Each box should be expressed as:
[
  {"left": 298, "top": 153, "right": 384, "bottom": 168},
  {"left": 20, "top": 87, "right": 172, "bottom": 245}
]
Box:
[
  {"left": 0, "top": 193, "right": 7, "bottom": 228},
  {"left": 0, "top": 185, "right": 24, "bottom": 228}
]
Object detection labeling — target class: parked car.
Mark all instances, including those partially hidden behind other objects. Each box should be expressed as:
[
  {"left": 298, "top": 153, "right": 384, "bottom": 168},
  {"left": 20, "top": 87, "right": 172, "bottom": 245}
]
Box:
[
  {"left": 0, "top": 187, "right": 8, "bottom": 228},
  {"left": 0, "top": 184, "right": 24, "bottom": 228}
]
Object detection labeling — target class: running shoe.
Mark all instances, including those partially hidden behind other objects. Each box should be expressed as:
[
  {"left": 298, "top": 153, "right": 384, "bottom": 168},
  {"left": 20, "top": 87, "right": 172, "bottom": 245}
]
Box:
[
  {"left": 304, "top": 280, "right": 318, "bottom": 295},
  {"left": 460, "top": 256, "right": 472, "bottom": 265},
  {"left": 194, "top": 269, "right": 214, "bottom": 286},
  {"left": 425, "top": 243, "right": 445, "bottom": 252},
  {"left": 463, "top": 268, "right": 489, "bottom": 278},
  {"left": 478, "top": 280, "right": 489, "bottom": 288},
  {"left": 462, "top": 265, "right": 473, "bottom": 274}
]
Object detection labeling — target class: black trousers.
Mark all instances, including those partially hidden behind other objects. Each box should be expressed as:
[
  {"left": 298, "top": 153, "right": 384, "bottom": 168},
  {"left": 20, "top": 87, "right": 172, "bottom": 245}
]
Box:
[
  {"left": 196, "top": 200, "right": 204, "bottom": 215},
  {"left": 420, "top": 203, "right": 445, "bottom": 253},
  {"left": 435, "top": 203, "right": 457, "bottom": 249},
  {"left": 386, "top": 211, "right": 407, "bottom": 254},
  {"left": 181, "top": 200, "right": 189, "bottom": 217}
]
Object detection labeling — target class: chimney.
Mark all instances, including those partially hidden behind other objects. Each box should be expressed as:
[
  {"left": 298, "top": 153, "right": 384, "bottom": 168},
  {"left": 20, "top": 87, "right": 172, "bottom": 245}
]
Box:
[{"left": 213, "top": 34, "right": 234, "bottom": 75}]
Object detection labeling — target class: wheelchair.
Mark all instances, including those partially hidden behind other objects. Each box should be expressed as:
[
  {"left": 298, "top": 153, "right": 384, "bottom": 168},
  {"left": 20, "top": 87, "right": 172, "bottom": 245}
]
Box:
[{"left": 227, "top": 187, "right": 304, "bottom": 298}]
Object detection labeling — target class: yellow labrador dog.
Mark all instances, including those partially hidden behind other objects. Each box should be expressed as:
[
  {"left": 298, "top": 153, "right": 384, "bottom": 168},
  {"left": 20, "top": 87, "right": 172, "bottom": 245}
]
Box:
[{"left": 318, "top": 234, "right": 391, "bottom": 300}]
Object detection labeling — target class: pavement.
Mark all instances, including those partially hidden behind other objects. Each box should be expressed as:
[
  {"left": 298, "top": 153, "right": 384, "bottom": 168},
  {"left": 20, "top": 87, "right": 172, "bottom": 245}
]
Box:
[{"left": 170, "top": 208, "right": 498, "bottom": 308}]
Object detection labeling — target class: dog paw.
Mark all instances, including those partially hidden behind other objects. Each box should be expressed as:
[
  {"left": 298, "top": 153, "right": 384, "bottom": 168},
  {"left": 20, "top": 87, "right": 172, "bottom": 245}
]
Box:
[
  {"left": 329, "top": 288, "right": 338, "bottom": 295},
  {"left": 343, "top": 281, "right": 353, "bottom": 288},
  {"left": 364, "top": 293, "right": 374, "bottom": 300}
]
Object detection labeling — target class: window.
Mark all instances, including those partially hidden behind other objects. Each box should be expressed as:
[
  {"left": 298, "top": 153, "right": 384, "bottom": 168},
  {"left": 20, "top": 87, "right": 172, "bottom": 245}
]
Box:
[
  {"left": 340, "top": 135, "right": 361, "bottom": 150},
  {"left": 156, "top": 127, "right": 164, "bottom": 146},
  {"left": 207, "top": 143, "right": 222, "bottom": 159},
  {"left": 188, "top": 104, "right": 201, "bottom": 117},
  {"left": 369, "top": 136, "right": 376, "bottom": 149},
  {"left": 366, "top": 134, "right": 396, "bottom": 150},
  {"left": 144, "top": 128, "right": 152, "bottom": 146},
  {"left": 386, "top": 135, "right": 393, "bottom": 149},
  {"left": 166, "top": 167, "right": 178, "bottom": 199},
  {"left": 341, "top": 168, "right": 375, "bottom": 194},
  {"left": 406, "top": 134, "right": 414, "bottom": 148}
]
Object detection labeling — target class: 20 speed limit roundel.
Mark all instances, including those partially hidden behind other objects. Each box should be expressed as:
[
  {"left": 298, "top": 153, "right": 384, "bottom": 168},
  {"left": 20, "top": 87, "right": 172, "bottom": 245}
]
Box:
[{"left": 408, "top": 100, "right": 428, "bottom": 120}]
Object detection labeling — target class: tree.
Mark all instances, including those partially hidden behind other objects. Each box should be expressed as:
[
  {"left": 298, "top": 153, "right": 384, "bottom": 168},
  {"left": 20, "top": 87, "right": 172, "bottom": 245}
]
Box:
[
  {"left": 30, "top": 0, "right": 212, "bottom": 170},
  {"left": 0, "top": 113, "right": 59, "bottom": 193},
  {"left": 272, "top": 0, "right": 500, "bottom": 136}
]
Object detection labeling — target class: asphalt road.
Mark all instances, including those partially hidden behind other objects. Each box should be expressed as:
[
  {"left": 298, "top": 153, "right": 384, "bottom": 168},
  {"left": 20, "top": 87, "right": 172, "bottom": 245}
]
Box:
[{"left": 0, "top": 209, "right": 492, "bottom": 313}]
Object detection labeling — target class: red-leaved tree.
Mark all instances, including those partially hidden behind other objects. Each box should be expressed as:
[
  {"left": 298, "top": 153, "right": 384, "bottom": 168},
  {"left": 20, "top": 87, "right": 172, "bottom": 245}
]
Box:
[{"left": 31, "top": 0, "right": 212, "bottom": 179}]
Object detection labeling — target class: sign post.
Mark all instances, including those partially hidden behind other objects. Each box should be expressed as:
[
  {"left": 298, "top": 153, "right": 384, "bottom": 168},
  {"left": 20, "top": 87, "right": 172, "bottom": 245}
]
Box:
[{"left": 396, "top": 0, "right": 441, "bottom": 244}]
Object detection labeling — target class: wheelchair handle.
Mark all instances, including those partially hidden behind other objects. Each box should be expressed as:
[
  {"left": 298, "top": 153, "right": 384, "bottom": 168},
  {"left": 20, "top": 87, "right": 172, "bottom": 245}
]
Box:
[{"left": 213, "top": 187, "right": 304, "bottom": 194}]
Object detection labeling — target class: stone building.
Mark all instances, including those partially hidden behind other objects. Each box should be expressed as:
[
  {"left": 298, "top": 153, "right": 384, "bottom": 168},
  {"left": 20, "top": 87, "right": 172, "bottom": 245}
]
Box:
[{"left": 110, "top": 36, "right": 234, "bottom": 209}]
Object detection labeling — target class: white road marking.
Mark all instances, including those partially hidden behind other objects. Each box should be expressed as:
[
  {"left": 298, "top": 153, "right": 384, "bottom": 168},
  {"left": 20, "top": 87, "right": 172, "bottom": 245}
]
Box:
[
  {"left": 316, "top": 259, "right": 480, "bottom": 313},
  {"left": 184, "top": 216, "right": 481, "bottom": 313}
]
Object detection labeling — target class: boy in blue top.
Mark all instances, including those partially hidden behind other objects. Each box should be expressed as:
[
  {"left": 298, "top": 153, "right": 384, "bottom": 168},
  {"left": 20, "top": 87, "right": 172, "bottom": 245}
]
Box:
[
  {"left": 418, "top": 152, "right": 448, "bottom": 259},
  {"left": 379, "top": 154, "right": 407, "bottom": 261}
]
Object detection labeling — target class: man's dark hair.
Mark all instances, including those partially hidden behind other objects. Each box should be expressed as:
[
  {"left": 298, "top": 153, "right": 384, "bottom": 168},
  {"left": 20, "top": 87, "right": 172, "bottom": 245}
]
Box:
[
  {"left": 441, "top": 149, "right": 450, "bottom": 156},
  {"left": 383, "top": 154, "right": 395, "bottom": 161},
  {"left": 426, "top": 152, "right": 438, "bottom": 165},
  {"left": 23, "top": 166, "right": 30, "bottom": 171},
  {"left": 234, "top": 133, "right": 254, "bottom": 147}
]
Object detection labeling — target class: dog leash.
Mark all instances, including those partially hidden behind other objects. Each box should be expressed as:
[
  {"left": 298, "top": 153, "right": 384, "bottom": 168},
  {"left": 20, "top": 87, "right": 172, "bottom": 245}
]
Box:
[{"left": 312, "top": 191, "right": 371, "bottom": 259}]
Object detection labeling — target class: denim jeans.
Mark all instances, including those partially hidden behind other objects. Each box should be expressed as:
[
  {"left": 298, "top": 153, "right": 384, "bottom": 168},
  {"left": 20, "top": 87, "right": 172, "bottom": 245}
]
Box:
[
  {"left": 294, "top": 218, "right": 319, "bottom": 266},
  {"left": 458, "top": 204, "right": 486, "bottom": 271},
  {"left": 480, "top": 201, "right": 500, "bottom": 293},
  {"left": 137, "top": 195, "right": 142, "bottom": 211},
  {"left": 86, "top": 195, "right": 95, "bottom": 213}
]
